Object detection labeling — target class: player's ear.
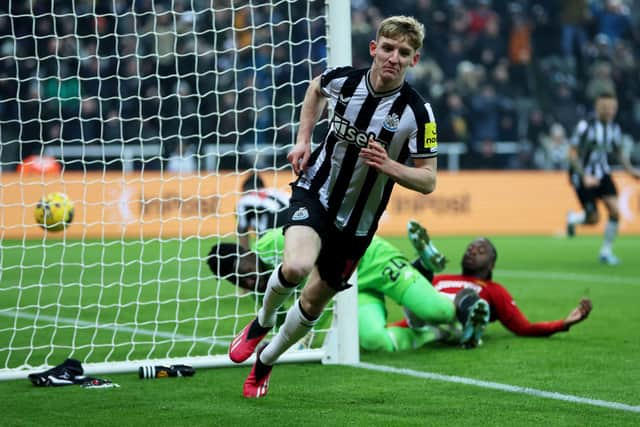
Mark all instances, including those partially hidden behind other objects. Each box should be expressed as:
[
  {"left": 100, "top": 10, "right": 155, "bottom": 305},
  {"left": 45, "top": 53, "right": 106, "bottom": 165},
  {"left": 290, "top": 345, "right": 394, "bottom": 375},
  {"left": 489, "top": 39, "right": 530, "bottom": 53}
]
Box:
[
  {"left": 369, "top": 40, "right": 377, "bottom": 58},
  {"left": 410, "top": 51, "right": 420, "bottom": 67}
]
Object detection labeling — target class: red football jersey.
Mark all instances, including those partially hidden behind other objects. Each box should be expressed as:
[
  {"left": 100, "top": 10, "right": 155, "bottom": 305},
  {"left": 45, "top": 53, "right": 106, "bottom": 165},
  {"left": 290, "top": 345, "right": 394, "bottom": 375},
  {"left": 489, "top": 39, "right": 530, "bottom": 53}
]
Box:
[{"left": 432, "top": 274, "right": 567, "bottom": 336}]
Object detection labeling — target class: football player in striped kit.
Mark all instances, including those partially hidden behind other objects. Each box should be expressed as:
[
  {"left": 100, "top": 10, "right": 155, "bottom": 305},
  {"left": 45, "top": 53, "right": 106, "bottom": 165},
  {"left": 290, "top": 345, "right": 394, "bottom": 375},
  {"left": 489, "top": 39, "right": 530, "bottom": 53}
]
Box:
[
  {"left": 566, "top": 90, "right": 640, "bottom": 265},
  {"left": 236, "top": 173, "right": 289, "bottom": 249},
  {"left": 228, "top": 15, "right": 487, "bottom": 398}
]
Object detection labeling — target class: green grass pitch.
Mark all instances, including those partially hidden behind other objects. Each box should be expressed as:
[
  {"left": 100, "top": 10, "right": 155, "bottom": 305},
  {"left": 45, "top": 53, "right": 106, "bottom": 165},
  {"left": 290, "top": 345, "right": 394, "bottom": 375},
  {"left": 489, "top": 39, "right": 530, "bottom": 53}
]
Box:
[{"left": 1, "top": 234, "right": 639, "bottom": 426}]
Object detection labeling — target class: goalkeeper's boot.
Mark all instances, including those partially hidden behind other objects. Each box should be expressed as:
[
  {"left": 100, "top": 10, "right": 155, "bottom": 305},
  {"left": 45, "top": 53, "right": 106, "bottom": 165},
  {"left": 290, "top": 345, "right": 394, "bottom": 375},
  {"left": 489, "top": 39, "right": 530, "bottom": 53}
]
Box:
[
  {"left": 435, "top": 322, "right": 463, "bottom": 344},
  {"left": 229, "top": 317, "right": 272, "bottom": 363},
  {"left": 454, "top": 289, "right": 490, "bottom": 348},
  {"left": 243, "top": 344, "right": 272, "bottom": 398},
  {"left": 407, "top": 220, "right": 447, "bottom": 273}
]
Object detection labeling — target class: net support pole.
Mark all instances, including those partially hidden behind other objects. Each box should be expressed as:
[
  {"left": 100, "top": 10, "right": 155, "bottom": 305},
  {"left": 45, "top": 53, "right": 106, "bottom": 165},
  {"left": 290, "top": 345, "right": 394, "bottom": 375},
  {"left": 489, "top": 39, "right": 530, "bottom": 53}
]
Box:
[{"left": 321, "top": 0, "right": 359, "bottom": 366}]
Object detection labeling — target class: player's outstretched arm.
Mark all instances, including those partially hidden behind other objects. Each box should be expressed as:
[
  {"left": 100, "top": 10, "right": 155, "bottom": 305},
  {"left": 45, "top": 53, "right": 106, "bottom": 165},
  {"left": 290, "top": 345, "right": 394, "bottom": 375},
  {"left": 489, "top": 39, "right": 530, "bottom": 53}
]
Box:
[{"left": 562, "top": 298, "right": 593, "bottom": 328}]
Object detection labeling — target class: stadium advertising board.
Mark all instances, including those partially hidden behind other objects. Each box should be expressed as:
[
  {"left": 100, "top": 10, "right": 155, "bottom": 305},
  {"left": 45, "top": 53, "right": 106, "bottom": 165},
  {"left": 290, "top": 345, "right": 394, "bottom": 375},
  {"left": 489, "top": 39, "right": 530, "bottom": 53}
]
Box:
[{"left": 2, "top": 171, "right": 638, "bottom": 238}]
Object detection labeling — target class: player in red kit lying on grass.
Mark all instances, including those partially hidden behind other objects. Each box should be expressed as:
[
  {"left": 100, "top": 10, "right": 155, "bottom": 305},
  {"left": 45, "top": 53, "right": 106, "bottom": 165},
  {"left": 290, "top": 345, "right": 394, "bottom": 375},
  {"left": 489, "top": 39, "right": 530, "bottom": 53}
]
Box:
[{"left": 400, "top": 221, "right": 592, "bottom": 340}]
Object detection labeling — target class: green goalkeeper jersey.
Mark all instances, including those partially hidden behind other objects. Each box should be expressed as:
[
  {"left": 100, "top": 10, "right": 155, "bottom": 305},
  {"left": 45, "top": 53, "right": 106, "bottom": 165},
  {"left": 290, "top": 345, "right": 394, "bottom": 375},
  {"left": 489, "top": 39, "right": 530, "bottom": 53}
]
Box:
[
  {"left": 251, "top": 228, "right": 286, "bottom": 269},
  {"left": 252, "top": 228, "right": 454, "bottom": 353},
  {"left": 253, "top": 228, "right": 413, "bottom": 298}
]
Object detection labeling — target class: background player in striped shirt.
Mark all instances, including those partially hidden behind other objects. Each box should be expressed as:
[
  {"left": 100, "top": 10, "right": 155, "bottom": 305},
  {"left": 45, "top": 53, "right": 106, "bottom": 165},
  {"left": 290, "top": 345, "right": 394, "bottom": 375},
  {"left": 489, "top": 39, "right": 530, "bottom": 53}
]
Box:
[
  {"left": 225, "top": 15, "right": 488, "bottom": 397},
  {"left": 565, "top": 90, "right": 640, "bottom": 265},
  {"left": 236, "top": 173, "right": 289, "bottom": 249}
]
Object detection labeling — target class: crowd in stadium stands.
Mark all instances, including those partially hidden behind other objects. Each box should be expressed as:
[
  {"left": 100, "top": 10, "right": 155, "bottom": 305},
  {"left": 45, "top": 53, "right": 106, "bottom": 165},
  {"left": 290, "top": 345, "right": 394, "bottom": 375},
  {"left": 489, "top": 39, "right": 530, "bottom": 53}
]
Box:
[
  {"left": 0, "top": 0, "right": 326, "bottom": 170},
  {"left": 358, "top": 0, "right": 640, "bottom": 169},
  {"left": 0, "top": 0, "right": 639, "bottom": 170}
]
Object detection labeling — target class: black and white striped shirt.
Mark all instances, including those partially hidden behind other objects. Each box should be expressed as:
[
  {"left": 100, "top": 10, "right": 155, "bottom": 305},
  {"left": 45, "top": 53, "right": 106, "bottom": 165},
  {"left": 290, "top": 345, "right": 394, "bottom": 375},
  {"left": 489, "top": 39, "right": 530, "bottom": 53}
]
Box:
[
  {"left": 236, "top": 189, "right": 289, "bottom": 236},
  {"left": 296, "top": 67, "right": 437, "bottom": 237},
  {"left": 570, "top": 117, "right": 623, "bottom": 179}
]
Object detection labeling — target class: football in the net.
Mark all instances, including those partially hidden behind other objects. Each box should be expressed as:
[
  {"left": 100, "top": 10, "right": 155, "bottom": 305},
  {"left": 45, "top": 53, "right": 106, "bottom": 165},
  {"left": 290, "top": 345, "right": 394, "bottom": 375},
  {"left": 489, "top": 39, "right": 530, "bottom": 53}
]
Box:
[{"left": 34, "top": 192, "right": 75, "bottom": 232}]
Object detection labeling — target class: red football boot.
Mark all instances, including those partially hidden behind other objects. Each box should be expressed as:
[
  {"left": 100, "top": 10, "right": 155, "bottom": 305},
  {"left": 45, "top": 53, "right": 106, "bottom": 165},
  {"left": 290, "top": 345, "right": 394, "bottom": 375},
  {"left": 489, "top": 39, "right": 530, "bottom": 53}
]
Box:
[
  {"left": 229, "top": 317, "right": 271, "bottom": 363},
  {"left": 243, "top": 346, "right": 273, "bottom": 398}
]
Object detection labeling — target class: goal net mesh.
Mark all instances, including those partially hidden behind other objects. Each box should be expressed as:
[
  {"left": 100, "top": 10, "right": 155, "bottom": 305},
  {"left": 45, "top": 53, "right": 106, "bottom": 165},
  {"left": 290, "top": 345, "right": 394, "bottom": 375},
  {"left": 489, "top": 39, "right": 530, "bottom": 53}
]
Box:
[{"left": 0, "top": 0, "right": 353, "bottom": 379}]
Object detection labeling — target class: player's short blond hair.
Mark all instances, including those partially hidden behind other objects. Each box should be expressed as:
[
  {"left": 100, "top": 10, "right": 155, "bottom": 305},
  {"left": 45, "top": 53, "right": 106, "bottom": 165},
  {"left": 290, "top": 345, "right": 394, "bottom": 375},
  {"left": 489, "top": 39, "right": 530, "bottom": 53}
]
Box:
[{"left": 376, "top": 16, "right": 425, "bottom": 51}]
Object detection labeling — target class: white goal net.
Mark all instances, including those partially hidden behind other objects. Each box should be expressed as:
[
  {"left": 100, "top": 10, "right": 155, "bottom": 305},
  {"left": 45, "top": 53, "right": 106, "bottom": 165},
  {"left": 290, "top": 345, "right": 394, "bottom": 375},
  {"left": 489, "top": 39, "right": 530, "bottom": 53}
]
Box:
[{"left": 0, "top": 0, "right": 357, "bottom": 380}]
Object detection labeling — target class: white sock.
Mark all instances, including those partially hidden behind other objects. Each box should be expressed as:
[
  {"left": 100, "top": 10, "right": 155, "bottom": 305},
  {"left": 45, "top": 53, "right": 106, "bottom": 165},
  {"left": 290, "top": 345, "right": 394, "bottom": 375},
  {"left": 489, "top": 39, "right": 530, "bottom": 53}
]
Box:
[
  {"left": 601, "top": 220, "right": 618, "bottom": 254},
  {"left": 257, "top": 264, "right": 297, "bottom": 328},
  {"left": 568, "top": 211, "right": 586, "bottom": 225},
  {"left": 260, "top": 299, "right": 317, "bottom": 365}
]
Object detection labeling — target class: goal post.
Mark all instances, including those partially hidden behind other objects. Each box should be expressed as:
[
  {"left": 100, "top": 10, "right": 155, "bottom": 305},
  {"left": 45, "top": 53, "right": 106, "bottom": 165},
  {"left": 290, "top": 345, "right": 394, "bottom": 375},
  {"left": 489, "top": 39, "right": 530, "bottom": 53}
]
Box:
[
  {"left": 321, "top": 0, "right": 359, "bottom": 367},
  {"left": 0, "top": 0, "right": 357, "bottom": 381}
]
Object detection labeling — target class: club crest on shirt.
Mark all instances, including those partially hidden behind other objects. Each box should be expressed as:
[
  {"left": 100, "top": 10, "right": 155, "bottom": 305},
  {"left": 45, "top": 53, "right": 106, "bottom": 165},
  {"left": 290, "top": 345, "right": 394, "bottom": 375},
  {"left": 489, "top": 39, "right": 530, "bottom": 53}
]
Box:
[
  {"left": 382, "top": 113, "right": 400, "bottom": 132},
  {"left": 291, "top": 207, "right": 309, "bottom": 221},
  {"left": 424, "top": 122, "right": 438, "bottom": 149},
  {"left": 338, "top": 94, "right": 351, "bottom": 105}
]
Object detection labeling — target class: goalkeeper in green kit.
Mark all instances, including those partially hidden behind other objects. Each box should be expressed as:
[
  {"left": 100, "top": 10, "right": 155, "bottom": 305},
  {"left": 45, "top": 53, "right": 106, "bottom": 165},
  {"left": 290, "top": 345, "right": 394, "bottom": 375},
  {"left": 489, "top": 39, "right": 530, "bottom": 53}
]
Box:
[{"left": 207, "top": 221, "right": 487, "bottom": 352}]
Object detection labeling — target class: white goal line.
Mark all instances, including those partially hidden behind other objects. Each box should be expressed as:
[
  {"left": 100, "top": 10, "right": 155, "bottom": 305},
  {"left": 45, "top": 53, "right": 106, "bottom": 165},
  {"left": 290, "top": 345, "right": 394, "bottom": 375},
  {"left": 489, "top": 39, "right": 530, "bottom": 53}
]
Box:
[
  {"left": 3, "top": 309, "right": 638, "bottom": 413},
  {"left": 355, "top": 362, "right": 640, "bottom": 414}
]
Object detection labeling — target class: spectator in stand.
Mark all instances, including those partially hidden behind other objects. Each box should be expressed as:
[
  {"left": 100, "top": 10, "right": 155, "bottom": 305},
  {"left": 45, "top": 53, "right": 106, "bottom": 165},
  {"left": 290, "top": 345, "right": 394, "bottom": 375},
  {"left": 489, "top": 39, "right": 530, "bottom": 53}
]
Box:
[
  {"left": 471, "top": 13, "right": 505, "bottom": 71},
  {"left": 530, "top": 2, "right": 560, "bottom": 59},
  {"left": 526, "top": 107, "right": 551, "bottom": 154},
  {"left": 440, "top": 36, "right": 468, "bottom": 78},
  {"left": 585, "top": 61, "right": 617, "bottom": 102},
  {"left": 166, "top": 140, "right": 197, "bottom": 175},
  {"left": 533, "top": 122, "right": 570, "bottom": 170},
  {"left": 610, "top": 40, "right": 639, "bottom": 133},
  {"left": 466, "top": 0, "right": 497, "bottom": 37},
  {"left": 437, "top": 91, "right": 469, "bottom": 144},
  {"left": 454, "top": 60, "right": 482, "bottom": 101},
  {"left": 16, "top": 83, "right": 43, "bottom": 161},
  {"left": 469, "top": 83, "right": 502, "bottom": 168},
  {"left": 548, "top": 82, "right": 584, "bottom": 134},
  {"left": 591, "top": 0, "right": 635, "bottom": 46},
  {"left": 102, "top": 110, "right": 123, "bottom": 145},
  {"left": 507, "top": 7, "right": 532, "bottom": 97},
  {"left": 490, "top": 61, "right": 519, "bottom": 145},
  {"left": 588, "top": 33, "right": 616, "bottom": 64},
  {"left": 408, "top": 56, "right": 444, "bottom": 100},
  {"left": 138, "top": 5, "right": 185, "bottom": 95},
  {"left": 79, "top": 98, "right": 100, "bottom": 144},
  {"left": 560, "top": 0, "right": 591, "bottom": 63}
]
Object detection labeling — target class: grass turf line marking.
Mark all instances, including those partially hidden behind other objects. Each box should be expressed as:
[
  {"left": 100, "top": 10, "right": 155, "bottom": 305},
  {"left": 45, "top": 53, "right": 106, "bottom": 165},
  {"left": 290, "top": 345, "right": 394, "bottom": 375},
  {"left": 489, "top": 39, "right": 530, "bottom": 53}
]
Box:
[
  {"left": 4, "top": 307, "right": 639, "bottom": 413},
  {"left": 0, "top": 310, "right": 229, "bottom": 347},
  {"left": 356, "top": 362, "right": 640, "bottom": 414},
  {"left": 496, "top": 269, "right": 638, "bottom": 286}
]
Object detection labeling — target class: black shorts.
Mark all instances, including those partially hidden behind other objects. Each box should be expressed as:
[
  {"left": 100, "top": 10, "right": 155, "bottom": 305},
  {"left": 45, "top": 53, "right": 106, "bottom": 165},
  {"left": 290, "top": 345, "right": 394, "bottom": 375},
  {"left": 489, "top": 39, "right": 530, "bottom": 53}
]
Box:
[
  {"left": 569, "top": 173, "right": 617, "bottom": 215},
  {"left": 284, "top": 186, "right": 372, "bottom": 291}
]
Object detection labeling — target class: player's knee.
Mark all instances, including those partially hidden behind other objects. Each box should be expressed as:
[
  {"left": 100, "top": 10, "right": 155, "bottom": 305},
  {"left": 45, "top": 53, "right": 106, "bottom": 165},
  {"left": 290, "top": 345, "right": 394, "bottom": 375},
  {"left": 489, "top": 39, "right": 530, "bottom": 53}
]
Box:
[
  {"left": 299, "top": 293, "right": 329, "bottom": 319},
  {"left": 281, "top": 261, "right": 313, "bottom": 284},
  {"left": 585, "top": 212, "right": 599, "bottom": 224}
]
